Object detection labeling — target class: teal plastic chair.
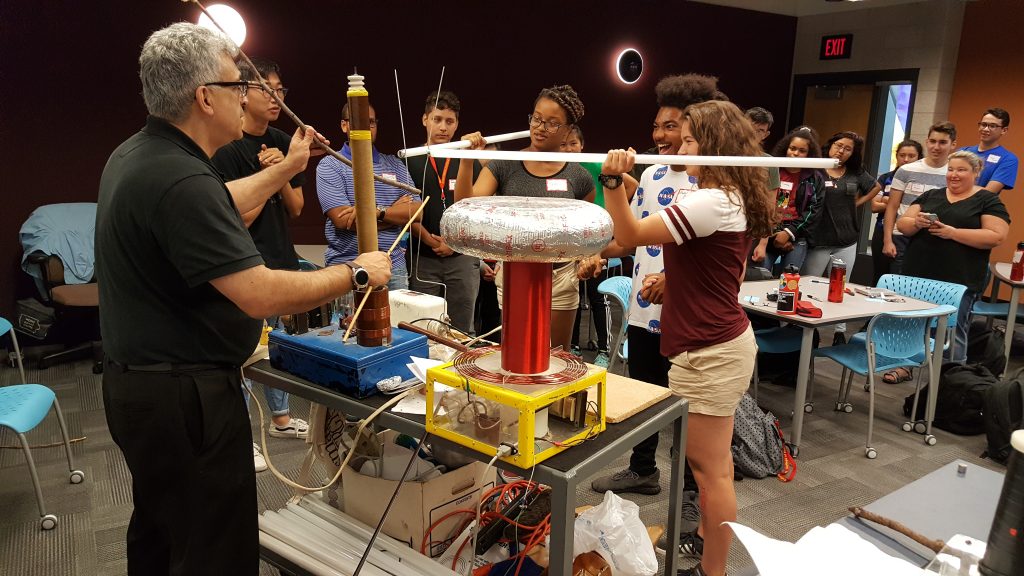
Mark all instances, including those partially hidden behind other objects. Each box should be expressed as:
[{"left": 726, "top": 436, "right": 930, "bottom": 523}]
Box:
[
  {"left": 752, "top": 326, "right": 804, "bottom": 403},
  {"left": 0, "top": 320, "right": 84, "bottom": 530},
  {"left": 812, "top": 304, "right": 957, "bottom": 459},
  {"left": 597, "top": 276, "right": 632, "bottom": 374}
]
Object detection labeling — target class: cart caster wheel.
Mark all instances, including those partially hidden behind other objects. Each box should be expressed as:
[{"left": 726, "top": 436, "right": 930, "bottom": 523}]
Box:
[
  {"left": 834, "top": 402, "right": 844, "bottom": 412},
  {"left": 803, "top": 403, "right": 814, "bottom": 414},
  {"left": 914, "top": 421, "right": 927, "bottom": 435},
  {"left": 842, "top": 403, "right": 854, "bottom": 413},
  {"left": 41, "top": 515, "right": 57, "bottom": 530},
  {"left": 863, "top": 383, "right": 871, "bottom": 392},
  {"left": 865, "top": 448, "right": 877, "bottom": 459},
  {"left": 925, "top": 435, "right": 937, "bottom": 446},
  {"left": 70, "top": 470, "right": 85, "bottom": 484},
  {"left": 901, "top": 422, "right": 913, "bottom": 432}
]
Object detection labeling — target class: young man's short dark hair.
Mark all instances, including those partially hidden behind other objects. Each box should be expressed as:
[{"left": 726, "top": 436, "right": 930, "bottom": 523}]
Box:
[
  {"left": 424, "top": 90, "right": 461, "bottom": 116},
  {"left": 984, "top": 107, "right": 1011, "bottom": 128},
  {"left": 745, "top": 107, "right": 774, "bottom": 127},
  {"left": 929, "top": 120, "right": 957, "bottom": 142},
  {"left": 238, "top": 57, "right": 280, "bottom": 83}
]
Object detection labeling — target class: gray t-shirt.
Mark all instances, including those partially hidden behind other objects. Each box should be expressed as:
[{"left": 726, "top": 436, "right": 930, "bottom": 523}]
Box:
[
  {"left": 486, "top": 159, "right": 594, "bottom": 200},
  {"left": 891, "top": 159, "right": 948, "bottom": 235}
]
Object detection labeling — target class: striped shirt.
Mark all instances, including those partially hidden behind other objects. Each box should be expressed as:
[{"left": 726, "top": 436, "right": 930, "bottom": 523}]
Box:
[
  {"left": 316, "top": 144, "right": 415, "bottom": 267},
  {"left": 890, "top": 159, "right": 948, "bottom": 236},
  {"left": 658, "top": 188, "right": 750, "bottom": 356}
]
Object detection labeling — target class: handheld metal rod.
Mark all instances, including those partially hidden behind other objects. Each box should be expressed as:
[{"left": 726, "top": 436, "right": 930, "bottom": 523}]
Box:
[
  {"left": 342, "top": 197, "right": 431, "bottom": 342},
  {"left": 431, "top": 148, "right": 840, "bottom": 169},
  {"left": 398, "top": 130, "right": 532, "bottom": 158},
  {"left": 185, "top": 0, "right": 422, "bottom": 196}
]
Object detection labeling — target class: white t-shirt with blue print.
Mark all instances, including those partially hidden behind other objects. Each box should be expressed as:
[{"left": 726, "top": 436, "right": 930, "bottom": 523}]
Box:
[{"left": 628, "top": 164, "right": 699, "bottom": 333}]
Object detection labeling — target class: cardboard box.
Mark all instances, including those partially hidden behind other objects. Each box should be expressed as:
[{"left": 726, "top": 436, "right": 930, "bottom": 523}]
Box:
[{"left": 342, "top": 431, "right": 497, "bottom": 557}]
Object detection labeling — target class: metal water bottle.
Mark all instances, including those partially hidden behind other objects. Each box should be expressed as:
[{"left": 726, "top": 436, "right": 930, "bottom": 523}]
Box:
[
  {"left": 777, "top": 265, "right": 800, "bottom": 315},
  {"left": 1011, "top": 242, "right": 1024, "bottom": 282},
  {"left": 828, "top": 259, "right": 848, "bottom": 303}
]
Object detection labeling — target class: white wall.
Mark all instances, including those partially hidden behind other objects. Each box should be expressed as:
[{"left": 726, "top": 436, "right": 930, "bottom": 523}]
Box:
[{"left": 792, "top": 0, "right": 966, "bottom": 142}]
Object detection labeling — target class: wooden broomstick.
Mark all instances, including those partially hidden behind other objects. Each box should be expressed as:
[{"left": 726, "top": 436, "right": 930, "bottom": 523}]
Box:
[{"left": 849, "top": 506, "right": 946, "bottom": 553}]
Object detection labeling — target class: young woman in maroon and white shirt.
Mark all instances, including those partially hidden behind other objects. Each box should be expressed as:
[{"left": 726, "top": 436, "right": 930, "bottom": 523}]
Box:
[{"left": 600, "top": 100, "right": 776, "bottom": 576}]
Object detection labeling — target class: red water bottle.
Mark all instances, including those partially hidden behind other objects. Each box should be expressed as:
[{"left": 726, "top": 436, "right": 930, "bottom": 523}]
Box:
[
  {"left": 1012, "top": 242, "right": 1024, "bottom": 282},
  {"left": 778, "top": 265, "right": 800, "bottom": 315},
  {"left": 828, "top": 259, "right": 848, "bottom": 303}
]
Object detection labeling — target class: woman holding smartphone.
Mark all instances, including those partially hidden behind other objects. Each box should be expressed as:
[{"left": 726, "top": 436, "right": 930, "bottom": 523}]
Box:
[{"left": 898, "top": 150, "right": 1009, "bottom": 364}]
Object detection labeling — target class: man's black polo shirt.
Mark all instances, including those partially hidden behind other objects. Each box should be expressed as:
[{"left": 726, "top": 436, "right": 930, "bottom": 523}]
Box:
[
  {"left": 407, "top": 153, "right": 480, "bottom": 258},
  {"left": 212, "top": 127, "right": 306, "bottom": 270},
  {"left": 96, "top": 116, "right": 264, "bottom": 366}
]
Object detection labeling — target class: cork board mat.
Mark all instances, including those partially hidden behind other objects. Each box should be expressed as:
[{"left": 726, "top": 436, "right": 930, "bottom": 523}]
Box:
[{"left": 588, "top": 371, "right": 672, "bottom": 423}]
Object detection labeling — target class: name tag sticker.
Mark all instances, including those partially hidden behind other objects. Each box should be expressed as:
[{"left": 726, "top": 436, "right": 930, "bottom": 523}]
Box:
[
  {"left": 987, "top": 154, "right": 1001, "bottom": 164},
  {"left": 382, "top": 172, "right": 397, "bottom": 182},
  {"left": 449, "top": 179, "right": 457, "bottom": 190},
  {"left": 825, "top": 180, "right": 835, "bottom": 187},
  {"left": 909, "top": 182, "right": 925, "bottom": 193},
  {"left": 546, "top": 178, "right": 568, "bottom": 192},
  {"left": 883, "top": 184, "right": 892, "bottom": 194},
  {"left": 780, "top": 181, "right": 794, "bottom": 191}
]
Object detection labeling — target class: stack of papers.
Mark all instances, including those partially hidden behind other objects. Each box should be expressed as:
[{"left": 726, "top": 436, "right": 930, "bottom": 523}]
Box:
[{"left": 392, "top": 357, "right": 455, "bottom": 415}]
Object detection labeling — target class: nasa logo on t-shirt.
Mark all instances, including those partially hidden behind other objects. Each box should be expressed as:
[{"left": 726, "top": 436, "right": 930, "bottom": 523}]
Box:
[
  {"left": 645, "top": 244, "right": 661, "bottom": 257},
  {"left": 636, "top": 187, "right": 645, "bottom": 205},
  {"left": 688, "top": 175, "right": 697, "bottom": 184},
  {"left": 648, "top": 319, "right": 661, "bottom": 334},
  {"left": 634, "top": 263, "right": 641, "bottom": 275},
  {"left": 641, "top": 211, "right": 650, "bottom": 219},
  {"left": 636, "top": 291, "right": 651, "bottom": 308},
  {"left": 653, "top": 166, "right": 668, "bottom": 180},
  {"left": 658, "top": 187, "right": 675, "bottom": 206}
]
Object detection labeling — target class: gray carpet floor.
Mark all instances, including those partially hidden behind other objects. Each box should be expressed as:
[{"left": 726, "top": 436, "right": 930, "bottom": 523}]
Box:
[{"left": 0, "top": 324, "right": 1010, "bottom": 576}]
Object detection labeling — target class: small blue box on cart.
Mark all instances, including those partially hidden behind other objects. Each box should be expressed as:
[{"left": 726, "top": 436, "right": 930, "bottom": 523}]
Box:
[{"left": 268, "top": 327, "right": 428, "bottom": 398}]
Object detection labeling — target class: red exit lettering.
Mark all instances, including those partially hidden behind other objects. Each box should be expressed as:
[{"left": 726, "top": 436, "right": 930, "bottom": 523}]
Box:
[{"left": 826, "top": 38, "right": 846, "bottom": 57}]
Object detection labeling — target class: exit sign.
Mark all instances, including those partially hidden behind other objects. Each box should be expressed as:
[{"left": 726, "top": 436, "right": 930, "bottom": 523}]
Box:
[{"left": 820, "top": 34, "right": 853, "bottom": 60}]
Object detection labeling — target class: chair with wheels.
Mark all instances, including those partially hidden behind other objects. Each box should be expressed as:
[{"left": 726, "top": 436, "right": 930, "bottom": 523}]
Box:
[
  {"left": 597, "top": 276, "right": 632, "bottom": 375},
  {"left": 812, "top": 304, "right": 956, "bottom": 458},
  {"left": 0, "top": 339, "right": 85, "bottom": 529},
  {"left": 846, "top": 275, "right": 967, "bottom": 433},
  {"left": 1, "top": 316, "right": 27, "bottom": 384}
]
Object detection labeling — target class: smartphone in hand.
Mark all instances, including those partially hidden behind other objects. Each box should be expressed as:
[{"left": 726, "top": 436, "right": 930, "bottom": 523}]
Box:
[{"left": 921, "top": 212, "right": 939, "bottom": 223}]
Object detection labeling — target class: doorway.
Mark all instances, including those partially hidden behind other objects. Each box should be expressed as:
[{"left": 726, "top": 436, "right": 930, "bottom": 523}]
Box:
[{"left": 789, "top": 69, "right": 919, "bottom": 284}]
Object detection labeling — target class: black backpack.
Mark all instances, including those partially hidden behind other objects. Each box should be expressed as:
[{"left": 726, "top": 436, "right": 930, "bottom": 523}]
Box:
[
  {"left": 967, "top": 323, "right": 1006, "bottom": 376},
  {"left": 982, "top": 368, "right": 1024, "bottom": 464},
  {"left": 903, "top": 363, "right": 996, "bottom": 435}
]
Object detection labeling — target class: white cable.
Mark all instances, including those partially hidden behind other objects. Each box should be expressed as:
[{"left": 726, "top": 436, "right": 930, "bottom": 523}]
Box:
[
  {"left": 464, "top": 325, "right": 502, "bottom": 348},
  {"left": 398, "top": 130, "right": 531, "bottom": 158},
  {"left": 464, "top": 447, "right": 509, "bottom": 575},
  {"left": 245, "top": 371, "right": 421, "bottom": 493},
  {"left": 430, "top": 148, "right": 839, "bottom": 169}
]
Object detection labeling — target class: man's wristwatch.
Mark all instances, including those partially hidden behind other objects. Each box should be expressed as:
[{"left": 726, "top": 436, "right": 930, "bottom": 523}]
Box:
[
  {"left": 343, "top": 261, "right": 370, "bottom": 291},
  {"left": 598, "top": 173, "right": 623, "bottom": 190},
  {"left": 376, "top": 206, "right": 387, "bottom": 222}
]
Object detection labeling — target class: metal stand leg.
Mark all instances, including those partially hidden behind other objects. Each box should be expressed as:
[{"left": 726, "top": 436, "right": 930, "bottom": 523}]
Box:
[
  {"left": 1003, "top": 287, "right": 1019, "bottom": 378},
  {"left": 665, "top": 410, "right": 687, "bottom": 576},
  {"left": 790, "top": 327, "right": 815, "bottom": 456},
  {"left": 548, "top": 473, "right": 575, "bottom": 576}
]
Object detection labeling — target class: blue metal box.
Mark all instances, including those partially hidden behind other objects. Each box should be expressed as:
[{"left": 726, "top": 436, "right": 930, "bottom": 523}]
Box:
[{"left": 268, "top": 327, "right": 428, "bottom": 398}]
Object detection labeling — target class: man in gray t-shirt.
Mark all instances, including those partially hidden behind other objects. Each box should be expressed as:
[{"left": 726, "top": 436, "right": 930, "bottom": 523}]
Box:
[{"left": 882, "top": 122, "right": 957, "bottom": 270}]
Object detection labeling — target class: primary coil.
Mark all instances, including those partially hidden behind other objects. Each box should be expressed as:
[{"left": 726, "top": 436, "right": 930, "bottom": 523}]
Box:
[{"left": 451, "top": 346, "right": 587, "bottom": 384}]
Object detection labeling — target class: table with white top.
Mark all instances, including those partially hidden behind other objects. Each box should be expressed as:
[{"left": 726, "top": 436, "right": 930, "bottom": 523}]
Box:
[
  {"left": 739, "top": 277, "right": 949, "bottom": 456},
  {"left": 987, "top": 262, "right": 1022, "bottom": 374}
]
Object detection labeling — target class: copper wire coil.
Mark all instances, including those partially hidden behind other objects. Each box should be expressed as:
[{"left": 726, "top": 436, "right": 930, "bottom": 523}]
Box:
[{"left": 451, "top": 346, "right": 588, "bottom": 385}]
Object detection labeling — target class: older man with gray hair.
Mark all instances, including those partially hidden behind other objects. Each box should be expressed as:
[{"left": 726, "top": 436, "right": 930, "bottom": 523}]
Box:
[{"left": 96, "top": 22, "right": 390, "bottom": 575}]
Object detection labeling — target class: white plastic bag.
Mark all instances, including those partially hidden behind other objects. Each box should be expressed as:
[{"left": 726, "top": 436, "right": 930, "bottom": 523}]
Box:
[{"left": 573, "top": 491, "right": 658, "bottom": 576}]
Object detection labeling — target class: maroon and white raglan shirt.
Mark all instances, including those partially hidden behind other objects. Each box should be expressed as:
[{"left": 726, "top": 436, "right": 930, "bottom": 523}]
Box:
[{"left": 657, "top": 188, "right": 752, "bottom": 357}]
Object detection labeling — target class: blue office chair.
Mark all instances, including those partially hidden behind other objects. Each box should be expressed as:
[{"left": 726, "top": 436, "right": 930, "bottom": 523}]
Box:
[
  {"left": 597, "top": 276, "right": 632, "bottom": 375},
  {"left": 1, "top": 316, "right": 27, "bottom": 384},
  {"left": 752, "top": 326, "right": 804, "bottom": 403},
  {"left": 0, "top": 323, "right": 84, "bottom": 529},
  {"left": 813, "top": 304, "right": 956, "bottom": 458},
  {"left": 846, "top": 275, "right": 967, "bottom": 431}
]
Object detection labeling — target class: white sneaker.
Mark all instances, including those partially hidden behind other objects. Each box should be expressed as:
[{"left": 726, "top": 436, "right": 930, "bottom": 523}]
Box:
[
  {"left": 253, "top": 442, "right": 268, "bottom": 473},
  {"left": 269, "top": 417, "right": 309, "bottom": 439}
]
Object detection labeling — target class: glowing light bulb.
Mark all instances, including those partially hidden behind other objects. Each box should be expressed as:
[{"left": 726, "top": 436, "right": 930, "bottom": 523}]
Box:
[{"left": 197, "top": 4, "right": 246, "bottom": 47}]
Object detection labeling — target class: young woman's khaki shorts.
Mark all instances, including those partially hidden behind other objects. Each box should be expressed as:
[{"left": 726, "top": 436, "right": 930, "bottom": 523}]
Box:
[
  {"left": 667, "top": 326, "right": 756, "bottom": 417},
  {"left": 495, "top": 262, "right": 580, "bottom": 311}
]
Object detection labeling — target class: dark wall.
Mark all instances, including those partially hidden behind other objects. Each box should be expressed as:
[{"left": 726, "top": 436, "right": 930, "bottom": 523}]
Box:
[{"left": 0, "top": 0, "right": 796, "bottom": 318}]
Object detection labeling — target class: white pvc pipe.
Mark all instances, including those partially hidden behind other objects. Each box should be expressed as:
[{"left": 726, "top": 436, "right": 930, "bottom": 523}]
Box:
[
  {"left": 398, "top": 130, "right": 531, "bottom": 158},
  {"left": 430, "top": 148, "right": 839, "bottom": 169},
  {"left": 260, "top": 532, "right": 348, "bottom": 576}
]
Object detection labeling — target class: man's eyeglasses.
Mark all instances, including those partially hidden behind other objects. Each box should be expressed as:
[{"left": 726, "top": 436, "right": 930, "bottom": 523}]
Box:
[
  {"left": 202, "top": 81, "right": 248, "bottom": 97},
  {"left": 248, "top": 84, "right": 289, "bottom": 98},
  {"left": 528, "top": 115, "right": 564, "bottom": 133},
  {"left": 978, "top": 122, "right": 1004, "bottom": 130}
]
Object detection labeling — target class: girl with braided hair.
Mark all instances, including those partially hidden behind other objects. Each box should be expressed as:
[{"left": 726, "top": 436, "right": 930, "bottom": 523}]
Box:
[{"left": 455, "top": 84, "right": 595, "bottom": 352}]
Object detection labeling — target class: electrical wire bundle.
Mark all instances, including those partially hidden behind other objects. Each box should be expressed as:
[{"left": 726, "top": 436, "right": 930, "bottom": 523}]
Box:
[{"left": 420, "top": 480, "right": 550, "bottom": 576}]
